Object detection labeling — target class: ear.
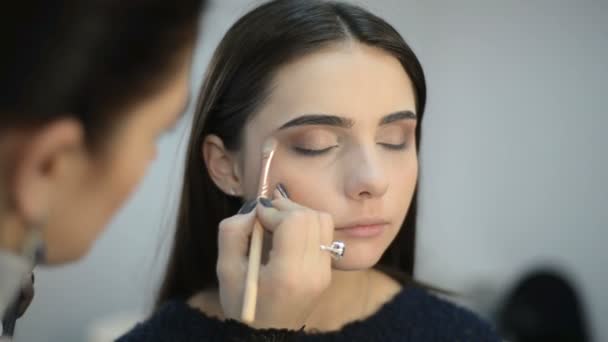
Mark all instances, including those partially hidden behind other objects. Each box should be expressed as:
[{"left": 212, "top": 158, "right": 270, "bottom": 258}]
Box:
[
  {"left": 202, "top": 134, "right": 243, "bottom": 197},
  {"left": 11, "top": 118, "right": 84, "bottom": 222}
]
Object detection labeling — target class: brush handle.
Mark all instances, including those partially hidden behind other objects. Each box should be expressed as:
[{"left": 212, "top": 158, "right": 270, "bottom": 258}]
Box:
[
  {"left": 241, "top": 219, "right": 264, "bottom": 322},
  {"left": 241, "top": 138, "right": 277, "bottom": 323}
]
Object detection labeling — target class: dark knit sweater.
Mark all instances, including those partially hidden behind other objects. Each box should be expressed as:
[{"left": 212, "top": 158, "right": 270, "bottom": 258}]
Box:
[{"left": 117, "top": 287, "right": 501, "bottom": 341}]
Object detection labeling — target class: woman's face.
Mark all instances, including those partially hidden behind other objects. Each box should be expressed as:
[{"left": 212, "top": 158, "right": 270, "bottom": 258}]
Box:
[
  {"left": 34, "top": 53, "right": 192, "bottom": 264},
  {"left": 239, "top": 43, "right": 418, "bottom": 270}
]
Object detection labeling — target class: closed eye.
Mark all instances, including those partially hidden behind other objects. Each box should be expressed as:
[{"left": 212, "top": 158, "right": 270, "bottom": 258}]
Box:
[
  {"left": 378, "top": 142, "right": 407, "bottom": 150},
  {"left": 292, "top": 145, "right": 338, "bottom": 156}
]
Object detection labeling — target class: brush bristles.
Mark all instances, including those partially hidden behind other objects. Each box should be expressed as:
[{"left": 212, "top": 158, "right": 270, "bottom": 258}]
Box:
[{"left": 262, "top": 138, "right": 278, "bottom": 158}]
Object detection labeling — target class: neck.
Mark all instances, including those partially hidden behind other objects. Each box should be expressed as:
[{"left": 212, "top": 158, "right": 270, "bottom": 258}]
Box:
[
  {"left": 303, "top": 269, "right": 369, "bottom": 331},
  {"left": 303, "top": 267, "right": 404, "bottom": 332}
]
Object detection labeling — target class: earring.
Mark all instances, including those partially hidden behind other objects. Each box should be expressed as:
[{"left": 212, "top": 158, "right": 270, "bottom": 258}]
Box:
[{"left": 230, "top": 188, "right": 237, "bottom": 196}]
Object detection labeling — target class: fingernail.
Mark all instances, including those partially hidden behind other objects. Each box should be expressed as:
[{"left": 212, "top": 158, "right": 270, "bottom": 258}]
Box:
[
  {"left": 237, "top": 199, "right": 257, "bottom": 214},
  {"left": 259, "top": 197, "right": 273, "bottom": 208},
  {"left": 276, "top": 183, "right": 289, "bottom": 198}
]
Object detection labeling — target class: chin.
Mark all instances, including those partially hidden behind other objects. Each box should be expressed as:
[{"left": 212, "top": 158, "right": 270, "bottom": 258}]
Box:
[
  {"left": 45, "top": 237, "right": 93, "bottom": 265},
  {"left": 331, "top": 249, "right": 384, "bottom": 271},
  {"left": 44, "top": 248, "right": 82, "bottom": 265},
  {"left": 329, "top": 235, "right": 390, "bottom": 271}
]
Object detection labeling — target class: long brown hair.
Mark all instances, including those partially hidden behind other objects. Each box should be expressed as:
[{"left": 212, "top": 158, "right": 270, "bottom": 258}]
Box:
[{"left": 157, "top": 0, "right": 427, "bottom": 307}]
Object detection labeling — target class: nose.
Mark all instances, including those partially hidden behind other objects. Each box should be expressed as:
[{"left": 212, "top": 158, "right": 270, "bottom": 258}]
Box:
[{"left": 344, "top": 146, "right": 388, "bottom": 201}]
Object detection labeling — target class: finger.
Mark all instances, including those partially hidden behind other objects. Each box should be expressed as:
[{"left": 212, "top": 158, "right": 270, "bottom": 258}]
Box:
[
  {"left": 317, "top": 212, "right": 335, "bottom": 264},
  {"left": 255, "top": 200, "right": 288, "bottom": 233},
  {"left": 237, "top": 199, "right": 258, "bottom": 215},
  {"left": 275, "top": 183, "right": 289, "bottom": 199},
  {"left": 270, "top": 191, "right": 305, "bottom": 212},
  {"left": 317, "top": 212, "right": 334, "bottom": 244},
  {"left": 303, "top": 211, "right": 322, "bottom": 267},
  {"left": 216, "top": 211, "right": 256, "bottom": 279},
  {"left": 267, "top": 209, "right": 313, "bottom": 264}
]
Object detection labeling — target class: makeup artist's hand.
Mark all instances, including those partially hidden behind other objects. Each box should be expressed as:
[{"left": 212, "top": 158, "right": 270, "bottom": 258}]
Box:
[{"left": 216, "top": 187, "right": 334, "bottom": 330}]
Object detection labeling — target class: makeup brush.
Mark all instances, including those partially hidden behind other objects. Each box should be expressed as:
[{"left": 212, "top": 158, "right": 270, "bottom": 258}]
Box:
[{"left": 241, "top": 137, "right": 278, "bottom": 323}]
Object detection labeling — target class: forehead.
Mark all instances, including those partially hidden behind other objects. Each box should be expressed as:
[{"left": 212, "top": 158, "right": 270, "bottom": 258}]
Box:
[{"left": 249, "top": 42, "right": 416, "bottom": 133}]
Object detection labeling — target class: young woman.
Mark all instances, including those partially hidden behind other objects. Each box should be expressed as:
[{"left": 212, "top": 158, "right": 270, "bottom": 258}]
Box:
[
  {"left": 120, "top": 0, "right": 500, "bottom": 340},
  {"left": 0, "top": 0, "right": 206, "bottom": 337}
]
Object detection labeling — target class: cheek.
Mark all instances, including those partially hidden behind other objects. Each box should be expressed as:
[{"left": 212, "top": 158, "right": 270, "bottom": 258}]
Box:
[
  {"left": 87, "top": 132, "right": 156, "bottom": 233},
  {"left": 387, "top": 152, "right": 418, "bottom": 211},
  {"left": 267, "top": 155, "right": 338, "bottom": 211},
  {"left": 280, "top": 165, "right": 318, "bottom": 195},
  {"left": 43, "top": 147, "right": 153, "bottom": 263},
  {"left": 391, "top": 153, "right": 418, "bottom": 187},
  {"left": 106, "top": 143, "right": 154, "bottom": 209}
]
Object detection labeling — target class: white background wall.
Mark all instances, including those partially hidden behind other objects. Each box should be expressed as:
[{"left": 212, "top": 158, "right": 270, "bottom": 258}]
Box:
[{"left": 15, "top": 1, "right": 607, "bottom": 341}]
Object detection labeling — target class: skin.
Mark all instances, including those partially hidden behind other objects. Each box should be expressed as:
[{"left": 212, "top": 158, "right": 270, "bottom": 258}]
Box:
[
  {"left": 200, "top": 41, "right": 419, "bottom": 331},
  {"left": 0, "top": 51, "right": 193, "bottom": 265}
]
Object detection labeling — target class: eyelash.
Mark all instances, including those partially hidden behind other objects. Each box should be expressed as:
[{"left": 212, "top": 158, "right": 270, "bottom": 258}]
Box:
[
  {"left": 292, "top": 142, "right": 408, "bottom": 156},
  {"left": 292, "top": 146, "right": 337, "bottom": 156},
  {"left": 378, "top": 142, "right": 408, "bottom": 151}
]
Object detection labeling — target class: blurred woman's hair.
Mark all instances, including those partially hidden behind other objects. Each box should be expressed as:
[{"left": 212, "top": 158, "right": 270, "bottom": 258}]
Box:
[{"left": 0, "top": 0, "right": 206, "bottom": 146}]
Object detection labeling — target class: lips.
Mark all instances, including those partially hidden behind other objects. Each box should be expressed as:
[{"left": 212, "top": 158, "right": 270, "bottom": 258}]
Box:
[
  {"left": 335, "top": 218, "right": 389, "bottom": 238},
  {"left": 336, "top": 218, "right": 389, "bottom": 230}
]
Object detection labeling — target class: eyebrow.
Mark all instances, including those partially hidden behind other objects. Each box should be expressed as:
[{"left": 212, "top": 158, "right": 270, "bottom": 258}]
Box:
[
  {"left": 277, "top": 110, "right": 416, "bottom": 131},
  {"left": 278, "top": 114, "right": 354, "bottom": 130},
  {"left": 379, "top": 110, "right": 417, "bottom": 125}
]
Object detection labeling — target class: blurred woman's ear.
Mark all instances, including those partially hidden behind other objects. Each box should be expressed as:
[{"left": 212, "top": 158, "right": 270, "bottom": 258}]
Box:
[
  {"left": 202, "top": 134, "right": 242, "bottom": 197},
  {"left": 11, "top": 118, "right": 84, "bottom": 222}
]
